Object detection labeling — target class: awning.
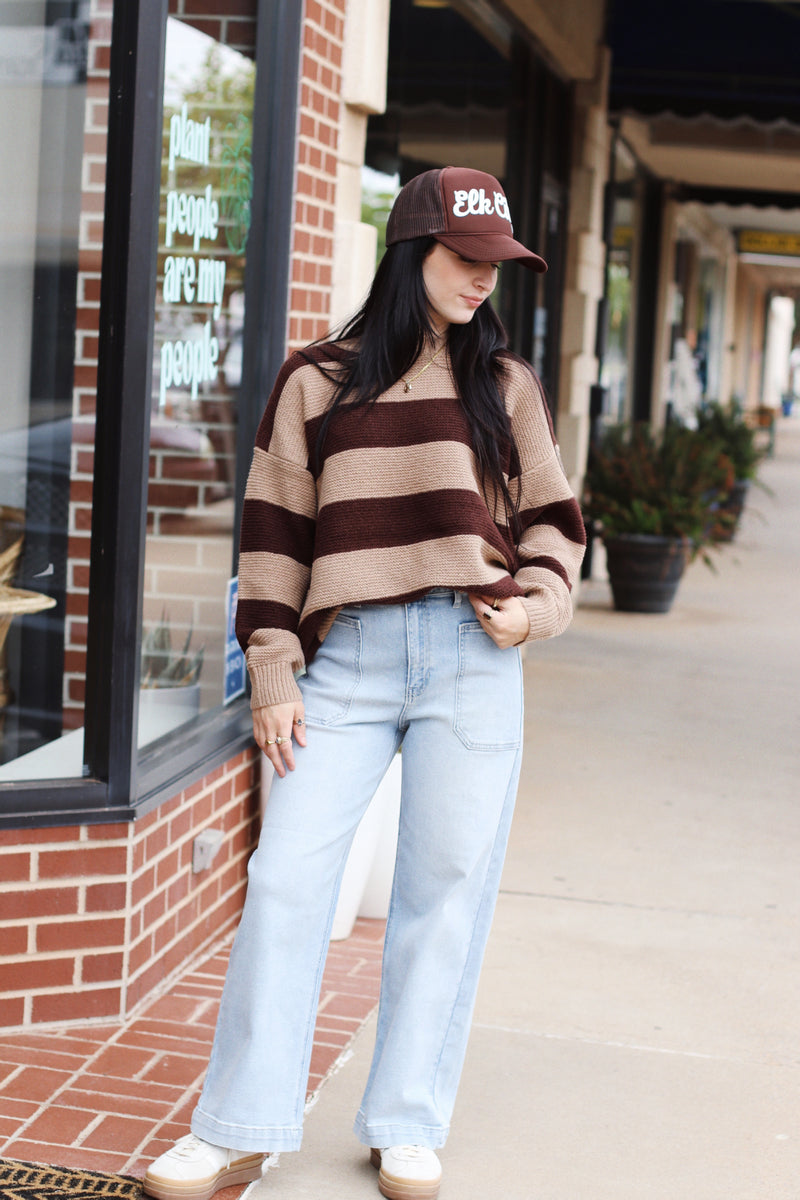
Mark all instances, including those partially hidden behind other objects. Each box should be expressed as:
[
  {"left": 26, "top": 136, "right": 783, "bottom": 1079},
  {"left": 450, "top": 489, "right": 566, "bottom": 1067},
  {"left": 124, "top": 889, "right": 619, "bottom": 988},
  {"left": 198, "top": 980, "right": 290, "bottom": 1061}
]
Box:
[{"left": 607, "top": 0, "right": 800, "bottom": 126}]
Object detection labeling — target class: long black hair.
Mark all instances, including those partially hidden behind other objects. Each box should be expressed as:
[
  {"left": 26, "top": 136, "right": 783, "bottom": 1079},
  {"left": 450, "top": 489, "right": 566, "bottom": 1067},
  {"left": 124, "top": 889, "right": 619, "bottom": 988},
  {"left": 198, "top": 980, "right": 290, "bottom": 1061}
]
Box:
[{"left": 306, "top": 237, "right": 522, "bottom": 535}]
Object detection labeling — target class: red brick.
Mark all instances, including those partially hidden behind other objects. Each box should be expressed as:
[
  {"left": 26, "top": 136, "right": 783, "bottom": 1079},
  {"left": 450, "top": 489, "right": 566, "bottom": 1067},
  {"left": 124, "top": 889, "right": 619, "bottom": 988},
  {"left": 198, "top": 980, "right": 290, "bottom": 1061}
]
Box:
[
  {"left": 58, "top": 1084, "right": 183, "bottom": 1121},
  {"left": 0, "top": 1033, "right": 112, "bottom": 1062},
  {"left": 89, "top": 1044, "right": 159, "bottom": 1080},
  {"left": 155, "top": 848, "right": 181, "bottom": 888},
  {"left": 145, "top": 824, "right": 169, "bottom": 859},
  {"left": 3, "top": 1143, "right": 130, "bottom": 1175},
  {"left": 169, "top": 807, "right": 193, "bottom": 842},
  {"left": 0, "top": 925, "right": 29, "bottom": 956},
  {"left": 0, "top": 852, "right": 31, "bottom": 883},
  {"left": 308, "top": 1042, "right": 341, "bottom": 1078},
  {"left": 132, "top": 864, "right": 156, "bottom": 907},
  {"left": 31, "top": 986, "right": 121, "bottom": 1025},
  {"left": 81, "top": 1112, "right": 156, "bottom": 1152},
  {"left": 138, "top": 1053, "right": 207, "bottom": 1090},
  {"left": 0, "top": 828, "right": 81, "bottom": 848},
  {"left": 82, "top": 951, "right": 124, "bottom": 983},
  {"left": 0, "top": 958, "right": 74, "bottom": 994},
  {"left": 1, "top": 1065, "right": 72, "bottom": 1102},
  {"left": 0, "top": 995, "right": 25, "bottom": 1027},
  {"left": 37, "top": 917, "right": 125, "bottom": 953},
  {"left": 38, "top": 845, "right": 127, "bottom": 879},
  {"left": 21, "top": 1103, "right": 96, "bottom": 1146},
  {"left": 2, "top": 887, "right": 79, "bottom": 920},
  {"left": 87, "top": 823, "right": 130, "bottom": 842},
  {"left": 72, "top": 1071, "right": 184, "bottom": 1104},
  {"left": 85, "top": 882, "right": 127, "bottom": 912}
]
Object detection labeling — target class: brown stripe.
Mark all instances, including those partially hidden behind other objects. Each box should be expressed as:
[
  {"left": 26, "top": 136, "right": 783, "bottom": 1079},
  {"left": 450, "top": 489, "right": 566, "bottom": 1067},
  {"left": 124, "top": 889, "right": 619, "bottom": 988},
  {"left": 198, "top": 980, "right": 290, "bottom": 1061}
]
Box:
[
  {"left": 306, "top": 396, "right": 472, "bottom": 463},
  {"left": 520, "top": 498, "right": 586, "bottom": 545},
  {"left": 236, "top": 598, "right": 299, "bottom": 648},
  {"left": 240, "top": 498, "right": 316, "bottom": 564},
  {"left": 519, "top": 555, "right": 571, "bottom": 589},
  {"left": 315, "top": 490, "right": 512, "bottom": 561}
]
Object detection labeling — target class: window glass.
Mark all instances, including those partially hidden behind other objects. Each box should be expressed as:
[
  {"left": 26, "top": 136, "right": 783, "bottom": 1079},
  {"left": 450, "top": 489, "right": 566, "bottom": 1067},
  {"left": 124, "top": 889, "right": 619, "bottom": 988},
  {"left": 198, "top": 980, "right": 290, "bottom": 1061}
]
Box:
[
  {"left": 0, "top": 0, "right": 100, "bottom": 781},
  {"left": 138, "top": 12, "right": 256, "bottom": 750},
  {"left": 600, "top": 139, "right": 638, "bottom": 422}
]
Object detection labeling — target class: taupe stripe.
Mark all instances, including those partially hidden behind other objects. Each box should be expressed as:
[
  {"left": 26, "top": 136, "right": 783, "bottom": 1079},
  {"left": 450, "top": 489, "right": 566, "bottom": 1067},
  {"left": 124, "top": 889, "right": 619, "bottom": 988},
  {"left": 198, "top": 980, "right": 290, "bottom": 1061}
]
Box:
[
  {"left": 517, "top": 459, "right": 574, "bottom": 506},
  {"left": 255, "top": 346, "right": 354, "bottom": 450},
  {"left": 518, "top": 519, "right": 586, "bottom": 565},
  {"left": 319, "top": 441, "right": 479, "bottom": 503},
  {"left": 239, "top": 551, "right": 311, "bottom": 613},
  {"left": 300, "top": 536, "right": 515, "bottom": 615},
  {"left": 245, "top": 446, "right": 316, "bottom": 516}
]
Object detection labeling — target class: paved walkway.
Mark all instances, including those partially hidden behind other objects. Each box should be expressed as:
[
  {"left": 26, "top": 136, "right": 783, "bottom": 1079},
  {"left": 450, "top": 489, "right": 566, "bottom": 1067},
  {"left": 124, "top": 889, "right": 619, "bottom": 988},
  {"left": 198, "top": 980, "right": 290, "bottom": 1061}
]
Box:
[{"left": 2, "top": 417, "right": 799, "bottom": 1199}]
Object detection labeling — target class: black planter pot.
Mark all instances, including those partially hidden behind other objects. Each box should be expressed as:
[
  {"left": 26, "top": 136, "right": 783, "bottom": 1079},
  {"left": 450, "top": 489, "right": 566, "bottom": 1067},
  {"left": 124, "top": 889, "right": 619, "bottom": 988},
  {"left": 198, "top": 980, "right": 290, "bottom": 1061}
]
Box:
[
  {"left": 604, "top": 534, "right": 689, "bottom": 614},
  {"left": 715, "top": 479, "right": 750, "bottom": 543}
]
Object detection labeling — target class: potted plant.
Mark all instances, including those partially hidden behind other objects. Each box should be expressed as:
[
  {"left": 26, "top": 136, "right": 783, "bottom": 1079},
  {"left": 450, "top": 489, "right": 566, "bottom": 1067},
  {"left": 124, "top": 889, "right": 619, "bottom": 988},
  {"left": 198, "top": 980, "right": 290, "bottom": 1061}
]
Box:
[
  {"left": 692, "top": 400, "right": 764, "bottom": 541},
  {"left": 139, "top": 612, "right": 204, "bottom": 742},
  {"left": 583, "top": 421, "right": 734, "bottom": 613}
]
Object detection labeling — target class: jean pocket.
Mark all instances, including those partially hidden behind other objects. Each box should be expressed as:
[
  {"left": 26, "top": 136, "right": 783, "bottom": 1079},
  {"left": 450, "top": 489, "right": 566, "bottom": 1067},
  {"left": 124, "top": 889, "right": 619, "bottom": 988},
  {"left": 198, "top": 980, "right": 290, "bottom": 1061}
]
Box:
[
  {"left": 453, "top": 621, "right": 523, "bottom": 751},
  {"left": 301, "top": 613, "right": 363, "bottom": 727}
]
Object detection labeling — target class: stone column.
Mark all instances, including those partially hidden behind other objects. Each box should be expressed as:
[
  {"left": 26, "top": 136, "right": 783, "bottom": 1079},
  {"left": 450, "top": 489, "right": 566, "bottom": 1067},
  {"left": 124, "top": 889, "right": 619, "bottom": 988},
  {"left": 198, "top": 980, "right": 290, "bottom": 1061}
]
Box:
[
  {"left": 556, "top": 47, "right": 611, "bottom": 492},
  {"left": 330, "top": 0, "right": 391, "bottom": 328}
]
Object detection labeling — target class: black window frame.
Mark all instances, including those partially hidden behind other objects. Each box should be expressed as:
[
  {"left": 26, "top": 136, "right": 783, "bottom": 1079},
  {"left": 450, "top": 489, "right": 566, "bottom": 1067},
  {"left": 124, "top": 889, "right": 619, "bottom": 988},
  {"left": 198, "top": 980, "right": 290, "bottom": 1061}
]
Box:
[{"left": 0, "top": 0, "right": 303, "bottom": 829}]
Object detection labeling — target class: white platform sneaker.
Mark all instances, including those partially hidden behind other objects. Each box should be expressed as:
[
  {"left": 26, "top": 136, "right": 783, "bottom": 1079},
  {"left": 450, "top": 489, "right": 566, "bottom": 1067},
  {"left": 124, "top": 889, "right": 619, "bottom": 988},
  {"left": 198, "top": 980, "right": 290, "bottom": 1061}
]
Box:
[
  {"left": 143, "top": 1134, "right": 266, "bottom": 1200},
  {"left": 370, "top": 1145, "right": 442, "bottom": 1200}
]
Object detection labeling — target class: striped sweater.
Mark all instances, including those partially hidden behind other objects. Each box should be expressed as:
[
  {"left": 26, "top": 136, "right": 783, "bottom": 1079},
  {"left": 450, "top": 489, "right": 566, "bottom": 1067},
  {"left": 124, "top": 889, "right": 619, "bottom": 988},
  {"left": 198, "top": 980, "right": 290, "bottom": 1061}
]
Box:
[{"left": 237, "top": 342, "right": 586, "bottom": 709}]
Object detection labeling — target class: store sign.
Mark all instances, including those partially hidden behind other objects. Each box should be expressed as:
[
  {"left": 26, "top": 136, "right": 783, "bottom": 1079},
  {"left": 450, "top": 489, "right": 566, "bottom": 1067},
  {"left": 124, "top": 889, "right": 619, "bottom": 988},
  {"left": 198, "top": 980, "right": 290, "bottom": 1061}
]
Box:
[
  {"left": 224, "top": 577, "right": 246, "bottom": 704},
  {"left": 154, "top": 19, "right": 253, "bottom": 412},
  {"left": 738, "top": 230, "right": 800, "bottom": 258}
]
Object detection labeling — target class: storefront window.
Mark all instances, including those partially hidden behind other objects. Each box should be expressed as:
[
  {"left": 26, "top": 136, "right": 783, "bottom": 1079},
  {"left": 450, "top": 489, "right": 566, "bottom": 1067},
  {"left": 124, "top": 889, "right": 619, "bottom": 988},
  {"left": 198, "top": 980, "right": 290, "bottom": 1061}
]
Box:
[
  {"left": 0, "top": 0, "right": 97, "bottom": 780},
  {"left": 138, "top": 12, "right": 255, "bottom": 750},
  {"left": 600, "top": 138, "right": 638, "bottom": 422}
]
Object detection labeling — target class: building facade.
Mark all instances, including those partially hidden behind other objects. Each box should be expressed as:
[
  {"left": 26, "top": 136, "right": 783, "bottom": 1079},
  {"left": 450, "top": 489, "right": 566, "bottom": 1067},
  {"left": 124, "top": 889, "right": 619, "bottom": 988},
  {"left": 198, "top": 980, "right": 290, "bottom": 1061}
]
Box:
[{"left": 1, "top": 0, "right": 797, "bottom": 1030}]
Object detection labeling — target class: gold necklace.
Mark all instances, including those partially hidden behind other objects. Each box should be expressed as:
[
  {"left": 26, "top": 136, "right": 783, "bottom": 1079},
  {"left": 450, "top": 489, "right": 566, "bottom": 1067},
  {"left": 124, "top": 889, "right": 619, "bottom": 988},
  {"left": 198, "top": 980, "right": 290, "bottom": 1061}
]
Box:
[{"left": 400, "top": 345, "right": 445, "bottom": 392}]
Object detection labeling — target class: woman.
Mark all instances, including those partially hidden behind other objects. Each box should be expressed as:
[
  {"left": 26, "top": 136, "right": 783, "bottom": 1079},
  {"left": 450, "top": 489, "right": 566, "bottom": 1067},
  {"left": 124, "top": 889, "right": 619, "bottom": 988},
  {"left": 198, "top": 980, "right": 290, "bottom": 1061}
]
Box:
[{"left": 144, "top": 166, "right": 585, "bottom": 1200}]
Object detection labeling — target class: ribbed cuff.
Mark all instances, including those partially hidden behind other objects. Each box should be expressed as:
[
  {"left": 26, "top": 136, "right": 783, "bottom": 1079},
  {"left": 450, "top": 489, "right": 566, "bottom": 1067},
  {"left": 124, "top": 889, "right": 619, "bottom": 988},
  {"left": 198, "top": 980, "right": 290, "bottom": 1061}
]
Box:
[
  {"left": 519, "top": 594, "right": 552, "bottom": 643},
  {"left": 248, "top": 661, "right": 304, "bottom": 710}
]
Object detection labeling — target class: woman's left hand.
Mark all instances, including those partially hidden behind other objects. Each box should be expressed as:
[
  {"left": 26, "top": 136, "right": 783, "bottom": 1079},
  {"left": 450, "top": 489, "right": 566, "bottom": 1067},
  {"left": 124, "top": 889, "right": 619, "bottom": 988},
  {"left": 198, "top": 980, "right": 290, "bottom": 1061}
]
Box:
[{"left": 468, "top": 594, "right": 530, "bottom": 649}]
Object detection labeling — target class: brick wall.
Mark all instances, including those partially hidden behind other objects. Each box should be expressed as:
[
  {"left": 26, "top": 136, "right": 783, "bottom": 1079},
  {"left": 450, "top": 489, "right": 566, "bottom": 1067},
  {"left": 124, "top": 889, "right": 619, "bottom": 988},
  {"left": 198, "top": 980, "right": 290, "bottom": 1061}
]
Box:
[
  {"left": 289, "top": 0, "right": 344, "bottom": 347},
  {"left": 3, "top": 0, "right": 349, "bottom": 1032},
  {"left": 0, "top": 749, "right": 259, "bottom": 1030}
]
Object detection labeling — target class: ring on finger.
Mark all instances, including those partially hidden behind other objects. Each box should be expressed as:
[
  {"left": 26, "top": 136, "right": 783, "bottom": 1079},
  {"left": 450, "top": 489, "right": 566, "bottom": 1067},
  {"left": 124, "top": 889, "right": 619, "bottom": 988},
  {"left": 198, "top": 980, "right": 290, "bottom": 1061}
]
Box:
[
  {"left": 293, "top": 718, "right": 304, "bottom": 726},
  {"left": 275, "top": 735, "right": 287, "bottom": 745},
  {"left": 491, "top": 598, "right": 501, "bottom": 610},
  {"left": 265, "top": 738, "right": 276, "bottom": 746}
]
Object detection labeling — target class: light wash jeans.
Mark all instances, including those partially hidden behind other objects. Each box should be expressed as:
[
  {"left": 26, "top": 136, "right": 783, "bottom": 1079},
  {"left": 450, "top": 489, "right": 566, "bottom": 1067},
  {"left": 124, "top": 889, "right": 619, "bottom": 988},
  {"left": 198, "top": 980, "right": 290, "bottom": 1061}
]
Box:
[{"left": 191, "top": 590, "right": 524, "bottom": 1153}]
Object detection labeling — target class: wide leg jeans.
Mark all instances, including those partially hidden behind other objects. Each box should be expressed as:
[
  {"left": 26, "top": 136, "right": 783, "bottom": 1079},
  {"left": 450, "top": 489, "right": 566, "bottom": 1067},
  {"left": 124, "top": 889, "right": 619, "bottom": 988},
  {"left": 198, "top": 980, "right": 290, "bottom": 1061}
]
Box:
[{"left": 191, "top": 590, "right": 524, "bottom": 1153}]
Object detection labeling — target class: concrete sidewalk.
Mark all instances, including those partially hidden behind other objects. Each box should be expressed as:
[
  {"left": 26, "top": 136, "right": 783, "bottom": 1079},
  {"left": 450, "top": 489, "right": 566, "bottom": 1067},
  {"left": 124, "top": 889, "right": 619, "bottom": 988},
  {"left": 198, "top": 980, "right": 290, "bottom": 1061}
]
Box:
[{"left": 250, "top": 419, "right": 800, "bottom": 1200}]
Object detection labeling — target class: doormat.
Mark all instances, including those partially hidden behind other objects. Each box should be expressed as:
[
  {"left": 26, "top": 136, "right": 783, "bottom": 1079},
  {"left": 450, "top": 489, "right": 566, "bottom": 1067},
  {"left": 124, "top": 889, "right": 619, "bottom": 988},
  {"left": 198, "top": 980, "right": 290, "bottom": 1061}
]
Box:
[{"left": 0, "top": 1159, "right": 142, "bottom": 1198}]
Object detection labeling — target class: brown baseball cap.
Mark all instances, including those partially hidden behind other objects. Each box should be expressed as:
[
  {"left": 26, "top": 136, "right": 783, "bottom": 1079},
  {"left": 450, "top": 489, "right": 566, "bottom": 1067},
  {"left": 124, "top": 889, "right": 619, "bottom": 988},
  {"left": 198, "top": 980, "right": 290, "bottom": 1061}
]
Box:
[{"left": 385, "top": 166, "right": 547, "bottom": 273}]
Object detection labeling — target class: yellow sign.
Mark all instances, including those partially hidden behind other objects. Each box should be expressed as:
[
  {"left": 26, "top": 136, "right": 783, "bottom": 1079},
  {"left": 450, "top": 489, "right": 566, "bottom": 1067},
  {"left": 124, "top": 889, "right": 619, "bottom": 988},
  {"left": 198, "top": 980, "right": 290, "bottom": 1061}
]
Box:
[{"left": 738, "top": 230, "right": 800, "bottom": 258}]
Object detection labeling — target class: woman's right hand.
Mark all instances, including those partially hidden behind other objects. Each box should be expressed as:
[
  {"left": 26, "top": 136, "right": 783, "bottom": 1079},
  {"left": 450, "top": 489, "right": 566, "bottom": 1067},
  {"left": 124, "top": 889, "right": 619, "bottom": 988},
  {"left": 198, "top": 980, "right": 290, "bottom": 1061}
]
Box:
[{"left": 253, "top": 700, "right": 307, "bottom": 778}]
